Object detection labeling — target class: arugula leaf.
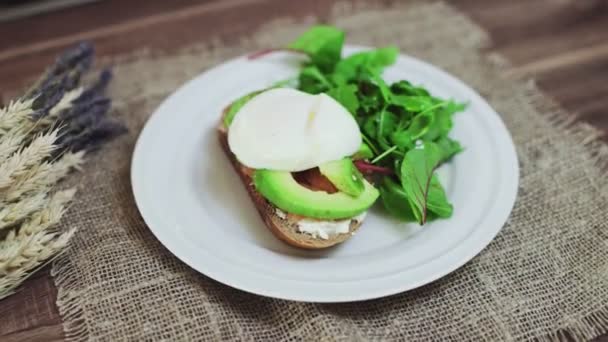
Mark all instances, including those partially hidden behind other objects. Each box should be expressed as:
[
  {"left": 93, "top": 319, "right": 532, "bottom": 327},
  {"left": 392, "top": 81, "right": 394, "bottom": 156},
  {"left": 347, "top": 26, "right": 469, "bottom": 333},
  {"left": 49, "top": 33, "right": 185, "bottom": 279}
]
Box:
[
  {"left": 356, "top": 75, "right": 390, "bottom": 114},
  {"left": 362, "top": 116, "right": 377, "bottom": 140},
  {"left": 358, "top": 91, "right": 382, "bottom": 114},
  {"left": 435, "top": 136, "right": 463, "bottom": 162},
  {"left": 393, "top": 108, "right": 412, "bottom": 130},
  {"left": 366, "top": 47, "right": 399, "bottom": 69},
  {"left": 377, "top": 108, "right": 398, "bottom": 137},
  {"left": 390, "top": 130, "right": 414, "bottom": 150},
  {"left": 390, "top": 80, "right": 430, "bottom": 97},
  {"left": 423, "top": 100, "right": 466, "bottom": 141},
  {"left": 361, "top": 134, "right": 379, "bottom": 156},
  {"left": 400, "top": 142, "right": 443, "bottom": 224},
  {"left": 298, "top": 66, "right": 332, "bottom": 94},
  {"left": 377, "top": 107, "right": 398, "bottom": 150},
  {"left": 379, "top": 177, "right": 416, "bottom": 221},
  {"left": 366, "top": 70, "right": 392, "bottom": 103},
  {"left": 407, "top": 111, "right": 434, "bottom": 140},
  {"left": 426, "top": 175, "right": 453, "bottom": 218},
  {"left": 391, "top": 95, "right": 434, "bottom": 112},
  {"left": 332, "top": 47, "right": 398, "bottom": 83},
  {"left": 224, "top": 91, "right": 260, "bottom": 127},
  {"left": 284, "top": 25, "right": 467, "bottom": 224},
  {"left": 327, "top": 84, "right": 359, "bottom": 114},
  {"left": 288, "top": 25, "right": 344, "bottom": 72},
  {"left": 442, "top": 99, "right": 467, "bottom": 113},
  {"left": 371, "top": 145, "right": 401, "bottom": 164}
]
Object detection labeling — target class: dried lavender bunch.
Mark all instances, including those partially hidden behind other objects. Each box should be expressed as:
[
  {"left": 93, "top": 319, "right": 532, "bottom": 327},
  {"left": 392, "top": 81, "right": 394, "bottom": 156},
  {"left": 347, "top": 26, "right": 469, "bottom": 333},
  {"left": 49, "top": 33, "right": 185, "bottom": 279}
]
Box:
[
  {"left": 53, "top": 68, "right": 127, "bottom": 154},
  {"left": 0, "top": 42, "right": 125, "bottom": 299}
]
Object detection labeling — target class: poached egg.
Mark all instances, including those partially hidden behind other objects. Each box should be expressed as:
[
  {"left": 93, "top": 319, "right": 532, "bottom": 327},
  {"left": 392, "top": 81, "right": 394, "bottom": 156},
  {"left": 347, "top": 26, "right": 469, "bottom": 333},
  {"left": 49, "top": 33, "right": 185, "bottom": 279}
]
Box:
[{"left": 228, "top": 88, "right": 361, "bottom": 171}]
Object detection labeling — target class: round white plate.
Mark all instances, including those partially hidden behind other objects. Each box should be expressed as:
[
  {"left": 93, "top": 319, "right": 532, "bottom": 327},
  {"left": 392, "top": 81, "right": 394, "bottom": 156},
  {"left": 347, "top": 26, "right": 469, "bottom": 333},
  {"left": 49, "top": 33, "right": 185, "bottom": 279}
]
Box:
[{"left": 131, "top": 45, "right": 519, "bottom": 302}]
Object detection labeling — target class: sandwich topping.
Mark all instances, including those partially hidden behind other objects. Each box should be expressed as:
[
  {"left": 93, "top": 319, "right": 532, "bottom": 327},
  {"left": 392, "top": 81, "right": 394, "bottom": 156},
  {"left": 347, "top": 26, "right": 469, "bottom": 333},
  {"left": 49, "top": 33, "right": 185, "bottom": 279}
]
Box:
[
  {"left": 222, "top": 25, "right": 466, "bottom": 242},
  {"left": 297, "top": 212, "right": 366, "bottom": 240},
  {"left": 228, "top": 88, "right": 361, "bottom": 172},
  {"left": 227, "top": 87, "right": 377, "bottom": 231}
]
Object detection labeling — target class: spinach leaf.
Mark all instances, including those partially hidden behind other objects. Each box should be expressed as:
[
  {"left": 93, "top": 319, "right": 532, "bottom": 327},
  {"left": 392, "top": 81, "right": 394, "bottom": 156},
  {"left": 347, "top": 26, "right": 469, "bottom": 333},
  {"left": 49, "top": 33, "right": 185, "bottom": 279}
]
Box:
[
  {"left": 368, "top": 47, "right": 399, "bottom": 69},
  {"left": 333, "top": 47, "right": 398, "bottom": 83},
  {"left": 327, "top": 84, "right": 359, "bottom": 114},
  {"left": 379, "top": 177, "right": 416, "bottom": 221},
  {"left": 358, "top": 91, "right": 382, "bottom": 114},
  {"left": 377, "top": 107, "right": 398, "bottom": 149},
  {"left": 400, "top": 142, "right": 443, "bottom": 224},
  {"left": 298, "top": 66, "right": 332, "bottom": 94},
  {"left": 391, "top": 95, "right": 434, "bottom": 112},
  {"left": 427, "top": 175, "right": 453, "bottom": 218},
  {"left": 288, "top": 25, "right": 344, "bottom": 72},
  {"left": 435, "top": 136, "right": 463, "bottom": 162},
  {"left": 366, "top": 70, "right": 392, "bottom": 103},
  {"left": 390, "top": 130, "right": 414, "bottom": 150},
  {"left": 423, "top": 100, "right": 466, "bottom": 141},
  {"left": 362, "top": 116, "right": 377, "bottom": 140},
  {"left": 407, "top": 111, "right": 435, "bottom": 140},
  {"left": 390, "top": 80, "right": 430, "bottom": 97}
]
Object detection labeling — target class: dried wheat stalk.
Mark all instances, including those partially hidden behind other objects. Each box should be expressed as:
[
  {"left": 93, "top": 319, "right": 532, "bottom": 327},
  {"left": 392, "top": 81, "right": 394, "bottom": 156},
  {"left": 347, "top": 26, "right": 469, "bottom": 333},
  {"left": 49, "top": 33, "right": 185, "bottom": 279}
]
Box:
[
  {"left": 0, "top": 130, "right": 58, "bottom": 189},
  {"left": 0, "top": 99, "right": 34, "bottom": 135},
  {"left": 0, "top": 104, "right": 78, "bottom": 298},
  {"left": 0, "top": 42, "right": 125, "bottom": 299}
]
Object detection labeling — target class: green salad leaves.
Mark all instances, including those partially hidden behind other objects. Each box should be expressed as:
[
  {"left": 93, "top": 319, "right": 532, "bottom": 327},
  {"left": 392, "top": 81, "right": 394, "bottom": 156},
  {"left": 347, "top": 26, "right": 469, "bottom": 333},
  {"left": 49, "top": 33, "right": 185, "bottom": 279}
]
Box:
[
  {"left": 253, "top": 25, "right": 466, "bottom": 225},
  {"left": 288, "top": 25, "right": 345, "bottom": 72}
]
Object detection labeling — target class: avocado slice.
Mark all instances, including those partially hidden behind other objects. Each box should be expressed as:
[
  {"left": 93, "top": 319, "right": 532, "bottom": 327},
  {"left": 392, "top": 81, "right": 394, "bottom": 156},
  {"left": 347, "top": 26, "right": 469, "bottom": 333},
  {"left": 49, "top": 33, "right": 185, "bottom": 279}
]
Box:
[
  {"left": 223, "top": 91, "right": 258, "bottom": 128},
  {"left": 318, "top": 158, "right": 364, "bottom": 197},
  {"left": 253, "top": 169, "right": 379, "bottom": 220}
]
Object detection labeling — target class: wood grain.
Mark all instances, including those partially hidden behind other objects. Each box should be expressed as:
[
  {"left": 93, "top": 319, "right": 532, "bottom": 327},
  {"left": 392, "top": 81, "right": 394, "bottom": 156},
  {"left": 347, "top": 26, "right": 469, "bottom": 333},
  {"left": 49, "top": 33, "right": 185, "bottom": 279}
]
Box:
[
  {"left": 0, "top": 267, "right": 62, "bottom": 342},
  {"left": 0, "top": 0, "right": 606, "bottom": 340}
]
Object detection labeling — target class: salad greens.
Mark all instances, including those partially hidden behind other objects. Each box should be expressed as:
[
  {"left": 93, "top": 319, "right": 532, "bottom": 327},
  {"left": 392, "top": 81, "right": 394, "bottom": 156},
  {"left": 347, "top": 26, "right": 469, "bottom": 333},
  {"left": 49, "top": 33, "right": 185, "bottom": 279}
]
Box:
[
  {"left": 251, "top": 25, "right": 466, "bottom": 225},
  {"left": 288, "top": 25, "right": 345, "bottom": 72}
]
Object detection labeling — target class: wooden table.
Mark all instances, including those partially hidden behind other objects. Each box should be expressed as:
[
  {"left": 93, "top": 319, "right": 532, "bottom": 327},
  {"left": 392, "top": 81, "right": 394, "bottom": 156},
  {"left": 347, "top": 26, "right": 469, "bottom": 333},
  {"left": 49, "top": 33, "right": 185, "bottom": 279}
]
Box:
[{"left": 0, "top": 1, "right": 606, "bottom": 341}]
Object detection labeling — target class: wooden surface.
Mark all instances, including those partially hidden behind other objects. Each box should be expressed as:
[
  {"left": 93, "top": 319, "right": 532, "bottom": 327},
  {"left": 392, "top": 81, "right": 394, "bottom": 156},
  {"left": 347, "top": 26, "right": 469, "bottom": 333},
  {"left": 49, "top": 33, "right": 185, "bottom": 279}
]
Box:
[{"left": 0, "top": 0, "right": 606, "bottom": 341}]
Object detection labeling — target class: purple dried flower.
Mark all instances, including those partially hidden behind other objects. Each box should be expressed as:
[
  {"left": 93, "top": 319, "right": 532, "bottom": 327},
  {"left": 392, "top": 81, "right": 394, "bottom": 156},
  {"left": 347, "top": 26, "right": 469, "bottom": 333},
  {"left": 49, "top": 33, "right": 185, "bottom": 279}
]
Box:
[
  {"left": 26, "top": 41, "right": 94, "bottom": 100},
  {"left": 56, "top": 119, "right": 127, "bottom": 154},
  {"left": 31, "top": 78, "right": 67, "bottom": 119},
  {"left": 28, "top": 41, "right": 127, "bottom": 156},
  {"left": 74, "top": 68, "right": 112, "bottom": 104},
  {"left": 60, "top": 96, "right": 110, "bottom": 122}
]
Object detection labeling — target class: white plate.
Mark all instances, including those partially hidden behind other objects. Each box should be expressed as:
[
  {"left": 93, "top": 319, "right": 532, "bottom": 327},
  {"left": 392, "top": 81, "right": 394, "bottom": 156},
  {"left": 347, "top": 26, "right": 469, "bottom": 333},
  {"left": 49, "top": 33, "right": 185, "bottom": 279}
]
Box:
[{"left": 131, "top": 45, "right": 519, "bottom": 302}]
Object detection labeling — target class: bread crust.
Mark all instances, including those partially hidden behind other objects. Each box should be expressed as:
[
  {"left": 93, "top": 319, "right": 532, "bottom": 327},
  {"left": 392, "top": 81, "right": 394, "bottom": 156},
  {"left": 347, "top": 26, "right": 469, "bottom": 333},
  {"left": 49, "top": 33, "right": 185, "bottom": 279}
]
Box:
[{"left": 218, "top": 118, "right": 361, "bottom": 249}]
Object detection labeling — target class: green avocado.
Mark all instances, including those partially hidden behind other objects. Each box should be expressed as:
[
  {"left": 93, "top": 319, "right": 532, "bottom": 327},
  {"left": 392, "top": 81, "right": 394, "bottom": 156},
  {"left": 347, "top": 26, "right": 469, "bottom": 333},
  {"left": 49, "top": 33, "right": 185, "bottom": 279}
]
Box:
[
  {"left": 223, "top": 90, "right": 261, "bottom": 127},
  {"left": 253, "top": 169, "right": 379, "bottom": 220},
  {"left": 318, "top": 158, "right": 364, "bottom": 197}
]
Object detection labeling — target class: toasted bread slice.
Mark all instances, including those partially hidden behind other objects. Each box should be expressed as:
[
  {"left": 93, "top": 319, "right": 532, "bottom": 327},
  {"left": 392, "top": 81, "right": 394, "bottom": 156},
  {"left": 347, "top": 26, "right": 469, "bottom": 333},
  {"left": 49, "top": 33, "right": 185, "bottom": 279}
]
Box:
[{"left": 218, "top": 111, "right": 362, "bottom": 249}]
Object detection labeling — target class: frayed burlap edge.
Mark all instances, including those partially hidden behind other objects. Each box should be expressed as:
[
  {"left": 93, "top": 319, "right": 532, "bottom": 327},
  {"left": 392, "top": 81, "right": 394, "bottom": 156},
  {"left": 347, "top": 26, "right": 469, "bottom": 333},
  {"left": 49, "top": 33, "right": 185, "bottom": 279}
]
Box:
[
  {"left": 50, "top": 1, "right": 608, "bottom": 341},
  {"left": 515, "top": 77, "right": 608, "bottom": 342},
  {"left": 51, "top": 255, "right": 88, "bottom": 341},
  {"left": 485, "top": 42, "right": 608, "bottom": 342}
]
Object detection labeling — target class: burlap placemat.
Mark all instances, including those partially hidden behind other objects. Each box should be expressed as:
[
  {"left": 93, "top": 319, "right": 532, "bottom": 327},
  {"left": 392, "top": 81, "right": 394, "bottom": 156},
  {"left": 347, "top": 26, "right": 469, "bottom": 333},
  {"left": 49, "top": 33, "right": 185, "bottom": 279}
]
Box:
[{"left": 48, "top": 1, "right": 608, "bottom": 341}]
